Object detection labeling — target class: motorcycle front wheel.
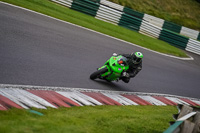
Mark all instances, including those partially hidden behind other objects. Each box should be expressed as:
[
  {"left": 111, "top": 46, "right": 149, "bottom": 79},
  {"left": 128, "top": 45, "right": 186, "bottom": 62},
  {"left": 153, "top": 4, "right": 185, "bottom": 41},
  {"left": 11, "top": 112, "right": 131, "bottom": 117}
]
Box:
[{"left": 90, "top": 68, "right": 108, "bottom": 80}]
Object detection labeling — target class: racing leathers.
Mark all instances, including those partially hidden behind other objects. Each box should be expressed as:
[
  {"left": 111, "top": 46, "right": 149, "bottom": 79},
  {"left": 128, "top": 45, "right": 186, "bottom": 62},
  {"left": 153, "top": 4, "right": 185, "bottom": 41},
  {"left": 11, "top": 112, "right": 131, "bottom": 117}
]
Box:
[{"left": 119, "top": 54, "right": 142, "bottom": 83}]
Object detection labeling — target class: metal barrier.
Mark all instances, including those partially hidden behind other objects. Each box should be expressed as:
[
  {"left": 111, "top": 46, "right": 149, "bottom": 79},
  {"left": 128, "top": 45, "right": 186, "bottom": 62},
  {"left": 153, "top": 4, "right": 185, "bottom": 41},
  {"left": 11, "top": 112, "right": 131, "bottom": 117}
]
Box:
[
  {"left": 51, "top": 0, "right": 200, "bottom": 55},
  {"left": 119, "top": 13, "right": 143, "bottom": 31},
  {"left": 162, "top": 21, "right": 182, "bottom": 34},
  {"left": 123, "top": 7, "right": 144, "bottom": 20},
  {"left": 159, "top": 29, "right": 189, "bottom": 50},
  {"left": 164, "top": 105, "right": 200, "bottom": 133},
  {"left": 186, "top": 39, "right": 200, "bottom": 55},
  {"left": 71, "top": 0, "right": 99, "bottom": 16},
  {"left": 139, "top": 20, "right": 161, "bottom": 39},
  {"left": 96, "top": 4, "right": 122, "bottom": 24},
  {"left": 181, "top": 27, "right": 200, "bottom": 40},
  {"left": 51, "top": 0, "right": 73, "bottom": 7},
  {"left": 143, "top": 14, "right": 165, "bottom": 28}
]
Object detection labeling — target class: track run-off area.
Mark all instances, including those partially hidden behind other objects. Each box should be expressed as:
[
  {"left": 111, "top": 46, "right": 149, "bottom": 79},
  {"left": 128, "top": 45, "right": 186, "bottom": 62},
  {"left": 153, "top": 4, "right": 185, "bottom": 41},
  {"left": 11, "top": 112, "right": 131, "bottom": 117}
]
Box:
[{"left": 0, "top": 2, "right": 200, "bottom": 100}]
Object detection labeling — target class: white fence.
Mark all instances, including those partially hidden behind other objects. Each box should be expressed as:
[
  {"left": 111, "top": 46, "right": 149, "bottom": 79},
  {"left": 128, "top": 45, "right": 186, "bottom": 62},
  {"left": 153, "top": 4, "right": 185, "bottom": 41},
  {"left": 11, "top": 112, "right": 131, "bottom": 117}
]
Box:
[
  {"left": 181, "top": 27, "right": 200, "bottom": 40},
  {"left": 96, "top": 4, "right": 122, "bottom": 24},
  {"left": 186, "top": 39, "right": 200, "bottom": 55},
  {"left": 100, "top": 0, "right": 124, "bottom": 11},
  {"left": 139, "top": 20, "right": 162, "bottom": 39},
  {"left": 52, "top": 0, "right": 73, "bottom": 8},
  {"left": 51, "top": 0, "right": 200, "bottom": 55},
  {"left": 143, "top": 14, "right": 165, "bottom": 28}
]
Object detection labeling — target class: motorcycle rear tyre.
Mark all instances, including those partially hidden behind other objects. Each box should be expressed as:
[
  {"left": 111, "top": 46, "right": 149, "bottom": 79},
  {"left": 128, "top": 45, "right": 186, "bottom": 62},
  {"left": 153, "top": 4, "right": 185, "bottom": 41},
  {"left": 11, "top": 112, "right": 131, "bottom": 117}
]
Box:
[{"left": 90, "top": 68, "right": 108, "bottom": 80}]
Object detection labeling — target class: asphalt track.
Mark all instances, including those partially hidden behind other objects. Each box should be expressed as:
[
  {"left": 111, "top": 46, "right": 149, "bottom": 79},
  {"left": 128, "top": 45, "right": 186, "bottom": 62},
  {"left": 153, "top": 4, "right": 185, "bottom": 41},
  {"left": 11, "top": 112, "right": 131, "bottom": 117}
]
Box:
[{"left": 0, "top": 3, "right": 200, "bottom": 99}]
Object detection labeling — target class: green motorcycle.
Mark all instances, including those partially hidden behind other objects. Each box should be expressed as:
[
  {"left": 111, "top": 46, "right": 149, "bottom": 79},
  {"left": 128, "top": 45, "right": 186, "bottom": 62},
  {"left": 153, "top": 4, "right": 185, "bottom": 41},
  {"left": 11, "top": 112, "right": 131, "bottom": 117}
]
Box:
[{"left": 90, "top": 55, "right": 129, "bottom": 82}]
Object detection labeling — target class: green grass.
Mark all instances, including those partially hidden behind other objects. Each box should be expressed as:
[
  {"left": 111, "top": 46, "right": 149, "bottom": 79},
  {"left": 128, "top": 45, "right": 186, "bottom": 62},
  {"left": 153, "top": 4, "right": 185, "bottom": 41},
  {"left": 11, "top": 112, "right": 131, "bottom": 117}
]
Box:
[
  {"left": 109, "top": 0, "right": 200, "bottom": 31},
  {"left": 0, "top": 105, "right": 177, "bottom": 133},
  {"left": 0, "top": 0, "right": 188, "bottom": 57}
]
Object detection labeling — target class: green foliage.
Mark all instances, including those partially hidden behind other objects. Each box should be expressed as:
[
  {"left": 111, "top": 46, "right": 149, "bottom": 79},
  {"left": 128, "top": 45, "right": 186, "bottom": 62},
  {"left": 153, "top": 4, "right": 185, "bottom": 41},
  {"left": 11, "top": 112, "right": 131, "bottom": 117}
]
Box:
[
  {"left": 0, "top": 106, "right": 177, "bottom": 133},
  {"left": 109, "top": 0, "right": 200, "bottom": 31}
]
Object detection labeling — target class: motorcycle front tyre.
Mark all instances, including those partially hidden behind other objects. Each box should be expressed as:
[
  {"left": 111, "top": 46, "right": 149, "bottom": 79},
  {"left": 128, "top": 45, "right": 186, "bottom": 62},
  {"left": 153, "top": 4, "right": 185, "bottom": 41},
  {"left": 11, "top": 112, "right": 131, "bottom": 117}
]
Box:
[{"left": 90, "top": 68, "right": 108, "bottom": 80}]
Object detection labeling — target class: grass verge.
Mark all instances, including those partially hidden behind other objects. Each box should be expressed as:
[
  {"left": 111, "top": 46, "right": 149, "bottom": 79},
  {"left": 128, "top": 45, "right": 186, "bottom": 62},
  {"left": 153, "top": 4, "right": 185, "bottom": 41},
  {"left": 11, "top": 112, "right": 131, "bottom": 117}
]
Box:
[
  {"left": 0, "top": 105, "right": 177, "bottom": 133},
  {"left": 0, "top": 0, "right": 188, "bottom": 57},
  {"left": 109, "top": 0, "right": 200, "bottom": 31}
]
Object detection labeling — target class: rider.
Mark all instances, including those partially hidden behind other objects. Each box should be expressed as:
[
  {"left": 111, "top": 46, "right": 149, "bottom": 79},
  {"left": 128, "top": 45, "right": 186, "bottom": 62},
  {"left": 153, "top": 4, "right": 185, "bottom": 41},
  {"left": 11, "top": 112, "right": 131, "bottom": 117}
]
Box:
[{"left": 114, "top": 52, "right": 143, "bottom": 83}]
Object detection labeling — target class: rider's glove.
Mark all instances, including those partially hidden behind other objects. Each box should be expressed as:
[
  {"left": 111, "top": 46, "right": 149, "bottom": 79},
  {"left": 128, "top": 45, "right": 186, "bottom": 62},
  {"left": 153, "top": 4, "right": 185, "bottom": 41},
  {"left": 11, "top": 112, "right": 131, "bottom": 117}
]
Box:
[
  {"left": 113, "top": 53, "right": 118, "bottom": 56},
  {"left": 122, "top": 72, "right": 130, "bottom": 78}
]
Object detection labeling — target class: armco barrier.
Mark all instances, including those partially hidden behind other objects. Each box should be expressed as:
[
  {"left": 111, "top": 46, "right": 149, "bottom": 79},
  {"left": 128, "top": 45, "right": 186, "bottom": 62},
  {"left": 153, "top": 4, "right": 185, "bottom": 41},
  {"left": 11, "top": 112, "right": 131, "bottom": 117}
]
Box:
[
  {"left": 51, "top": 0, "right": 200, "bottom": 55},
  {"left": 96, "top": 4, "right": 122, "bottom": 24},
  {"left": 143, "top": 14, "right": 165, "bottom": 28},
  {"left": 71, "top": 0, "right": 100, "bottom": 17},
  {"left": 162, "top": 21, "right": 182, "bottom": 34},
  {"left": 180, "top": 26, "right": 200, "bottom": 40},
  {"left": 52, "top": 0, "right": 73, "bottom": 7},
  {"left": 100, "top": 0, "right": 123, "bottom": 11},
  {"left": 142, "top": 13, "right": 200, "bottom": 41},
  {"left": 118, "top": 13, "right": 143, "bottom": 32},
  {"left": 123, "top": 7, "right": 144, "bottom": 20},
  {"left": 186, "top": 39, "right": 200, "bottom": 55},
  {"left": 198, "top": 33, "right": 200, "bottom": 41},
  {"left": 139, "top": 20, "right": 161, "bottom": 39},
  {"left": 159, "top": 29, "right": 189, "bottom": 50},
  {"left": 105, "top": 1, "right": 200, "bottom": 41}
]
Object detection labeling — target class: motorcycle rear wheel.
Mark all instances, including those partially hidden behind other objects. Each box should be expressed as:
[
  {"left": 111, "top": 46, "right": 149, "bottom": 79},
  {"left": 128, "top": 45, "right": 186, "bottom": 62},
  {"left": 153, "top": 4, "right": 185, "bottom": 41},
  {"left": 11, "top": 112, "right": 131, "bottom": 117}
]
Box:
[{"left": 90, "top": 68, "right": 108, "bottom": 80}]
